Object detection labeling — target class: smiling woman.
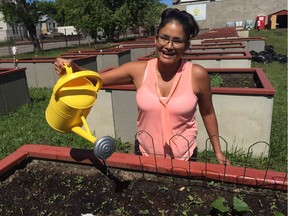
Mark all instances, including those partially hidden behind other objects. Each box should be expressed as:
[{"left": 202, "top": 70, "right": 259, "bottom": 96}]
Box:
[{"left": 53, "top": 8, "right": 229, "bottom": 165}]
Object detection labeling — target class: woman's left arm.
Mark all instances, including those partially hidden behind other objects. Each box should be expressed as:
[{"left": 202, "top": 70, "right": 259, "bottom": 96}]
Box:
[{"left": 192, "top": 64, "right": 230, "bottom": 165}]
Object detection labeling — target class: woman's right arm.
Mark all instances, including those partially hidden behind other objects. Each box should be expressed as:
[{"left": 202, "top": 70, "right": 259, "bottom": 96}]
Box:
[{"left": 54, "top": 57, "right": 147, "bottom": 88}]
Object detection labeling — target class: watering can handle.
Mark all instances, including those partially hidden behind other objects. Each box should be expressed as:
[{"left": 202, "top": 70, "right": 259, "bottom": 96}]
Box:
[
  {"left": 53, "top": 65, "right": 103, "bottom": 94},
  {"left": 64, "top": 63, "right": 73, "bottom": 75}
]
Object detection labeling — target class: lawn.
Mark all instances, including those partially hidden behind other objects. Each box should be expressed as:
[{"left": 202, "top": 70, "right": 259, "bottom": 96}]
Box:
[
  {"left": 249, "top": 28, "right": 287, "bottom": 171},
  {"left": 0, "top": 29, "right": 287, "bottom": 172}
]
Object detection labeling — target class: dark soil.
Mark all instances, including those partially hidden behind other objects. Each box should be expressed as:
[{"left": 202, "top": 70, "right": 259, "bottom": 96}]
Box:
[
  {"left": 0, "top": 160, "right": 287, "bottom": 216},
  {"left": 209, "top": 72, "right": 259, "bottom": 88}
]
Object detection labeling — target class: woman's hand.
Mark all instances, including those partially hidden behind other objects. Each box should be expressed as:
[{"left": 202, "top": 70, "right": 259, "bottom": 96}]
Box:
[
  {"left": 54, "top": 58, "right": 73, "bottom": 76},
  {"left": 216, "top": 152, "right": 230, "bottom": 166}
]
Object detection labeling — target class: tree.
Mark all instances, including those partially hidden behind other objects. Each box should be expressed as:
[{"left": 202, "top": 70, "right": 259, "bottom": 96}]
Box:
[
  {"left": 54, "top": 0, "right": 68, "bottom": 26},
  {"left": 53, "top": 0, "right": 166, "bottom": 42},
  {"left": 0, "top": 0, "right": 43, "bottom": 53},
  {"left": 142, "top": 1, "right": 166, "bottom": 35},
  {"left": 38, "top": 1, "right": 57, "bottom": 19},
  {"left": 99, "top": 0, "right": 162, "bottom": 40},
  {"left": 54, "top": 0, "right": 107, "bottom": 42}
]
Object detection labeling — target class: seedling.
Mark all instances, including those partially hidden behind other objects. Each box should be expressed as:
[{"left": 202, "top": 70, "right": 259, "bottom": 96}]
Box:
[{"left": 211, "top": 195, "right": 252, "bottom": 215}]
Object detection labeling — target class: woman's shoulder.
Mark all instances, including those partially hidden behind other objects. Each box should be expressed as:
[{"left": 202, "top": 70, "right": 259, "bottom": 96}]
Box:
[
  {"left": 120, "top": 60, "right": 148, "bottom": 82},
  {"left": 123, "top": 60, "right": 148, "bottom": 70},
  {"left": 190, "top": 63, "right": 208, "bottom": 77}
]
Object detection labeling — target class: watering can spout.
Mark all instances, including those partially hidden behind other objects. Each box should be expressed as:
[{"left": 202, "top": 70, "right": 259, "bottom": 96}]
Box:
[
  {"left": 71, "top": 118, "right": 116, "bottom": 159},
  {"left": 45, "top": 65, "right": 115, "bottom": 159}
]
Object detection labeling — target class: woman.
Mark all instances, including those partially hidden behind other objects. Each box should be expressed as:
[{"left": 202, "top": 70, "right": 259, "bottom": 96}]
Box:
[{"left": 54, "top": 8, "right": 230, "bottom": 165}]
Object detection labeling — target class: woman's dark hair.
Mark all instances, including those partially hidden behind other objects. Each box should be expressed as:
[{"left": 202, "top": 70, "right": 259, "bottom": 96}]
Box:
[{"left": 157, "top": 8, "right": 199, "bottom": 40}]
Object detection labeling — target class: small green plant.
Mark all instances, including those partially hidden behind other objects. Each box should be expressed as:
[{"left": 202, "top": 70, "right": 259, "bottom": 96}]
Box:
[
  {"left": 211, "top": 195, "right": 252, "bottom": 215},
  {"left": 115, "top": 206, "right": 128, "bottom": 215},
  {"left": 75, "top": 175, "right": 84, "bottom": 190},
  {"left": 211, "top": 197, "right": 230, "bottom": 213},
  {"left": 270, "top": 201, "right": 286, "bottom": 216},
  {"left": 115, "top": 137, "right": 132, "bottom": 153},
  {"left": 139, "top": 209, "right": 149, "bottom": 215},
  {"left": 210, "top": 73, "right": 224, "bottom": 87},
  {"left": 187, "top": 195, "right": 204, "bottom": 206},
  {"left": 274, "top": 212, "right": 285, "bottom": 216},
  {"left": 158, "top": 185, "right": 169, "bottom": 191},
  {"left": 158, "top": 209, "right": 169, "bottom": 215}
]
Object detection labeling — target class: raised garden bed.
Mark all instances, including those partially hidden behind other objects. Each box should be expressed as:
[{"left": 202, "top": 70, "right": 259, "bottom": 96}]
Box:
[
  {"left": 186, "top": 44, "right": 246, "bottom": 52},
  {"left": 0, "top": 144, "right": 287, "bottom": 215},
  {"left": 61, "top": 49, "right": 131, "bottom": 71},
  {"left": 87, "top": 67, "right": 275, "bottom": 157},
  {"left": 138, "top": 51, "right": 252, "bottom": 68},
  {"left": 0, "top": 67, "right": 30, "bottom": 115},
  {"left": 0, "top": 56, "right": 97, "bottom": 88},
  {"left": 200, "top": 37, "right": 266, "bottom": 52}
]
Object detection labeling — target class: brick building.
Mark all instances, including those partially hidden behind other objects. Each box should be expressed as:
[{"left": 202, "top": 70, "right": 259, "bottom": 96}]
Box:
[{"left": 171, "top": 0, "right": 287, "bottom": 30}]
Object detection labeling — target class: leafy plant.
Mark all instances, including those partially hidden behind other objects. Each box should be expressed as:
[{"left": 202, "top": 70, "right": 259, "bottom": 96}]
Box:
[
  {"left": 138, "top": 209, "right": 149, "bottom": 215},
  {"left": 233, "top": 196, "right": 251, "bottom": 213},
  {"left": 210, "top": 73, "right": 224, "bottom": 87},
  {"left": 211, "top": 197, "right": 230, "bottom": 213},
  {"left": 115, "top": 137, "right": 132, "bottom": 153},
  {"left": 274, "top": 212, "right": 285, "bottom": 216},
  {"left": 187, "top": 195, "right": 204, "bottom": 206},
  {"left": 270, "top": 201, "right": 286, "bottom": 216},
  {"left": 211, "top": 196, "right": 252, "bottom": 215}
]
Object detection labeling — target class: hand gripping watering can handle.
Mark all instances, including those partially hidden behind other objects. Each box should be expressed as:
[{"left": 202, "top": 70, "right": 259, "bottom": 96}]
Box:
[{"left": 53, "top": 64, "right": 103, "bottom": 95}]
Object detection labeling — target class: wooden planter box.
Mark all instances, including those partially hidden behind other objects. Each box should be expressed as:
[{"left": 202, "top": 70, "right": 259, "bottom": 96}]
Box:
[
  {"left": 1, "top": 144, "right": 286, "bottom": 214},
  {"left": 187, "top": 44, "right": 246, "bottom": 52},
  {"left": 116, "top": 44, "right": 156, "bottom": 62},
  {"left": 192, "top": 41, "right": 246, "bottom": 47},
  {"left": 119, "top": 39, "right": 155, "bottom": 46},
  {"left": 114, "top": 43, "right": 245, "bottom": 62},
  {"left": 1, "top": 144, "right": 286, "bottom": 189},
  {"left": 200, "top": 37, "right": 266, "bottom": 52},
  {"left": 1, "top": 144, "right": 286, "bottom": 215},
  {"left": 0, "top": 67, "right": 30, "bottom": 115},
  {"left": 0, "top": 56, "right": 97, "bottom": 88},
  {"left": 138, "top": 51, "right": 252, "bottom": 68},
  {"left": 87, "top": 67, "right": 275, "bottom": 156},
  {"left": 61, "top": 49, "right": 131, "bottom": 71}
]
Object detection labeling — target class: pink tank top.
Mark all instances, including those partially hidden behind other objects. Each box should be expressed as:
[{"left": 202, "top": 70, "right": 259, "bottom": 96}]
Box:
[{"left": 136, "top": 58, "right": 198, "bottom": 160}]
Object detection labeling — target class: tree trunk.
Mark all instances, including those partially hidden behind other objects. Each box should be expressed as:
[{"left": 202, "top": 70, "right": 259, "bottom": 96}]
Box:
[{"left": 26, "top": 24, "right": 42, "bottom": 54}]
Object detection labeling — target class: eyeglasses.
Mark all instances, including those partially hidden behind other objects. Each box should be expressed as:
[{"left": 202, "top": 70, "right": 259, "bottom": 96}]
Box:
[{"left": 156, "top": 35, "right": 187, "bottom": 48}]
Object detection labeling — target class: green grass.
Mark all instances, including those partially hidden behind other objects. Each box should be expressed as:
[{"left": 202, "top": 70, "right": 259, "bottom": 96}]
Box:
[
  {"left": 0, "top": 88, "right": 93, "bottom": 160},
  {"left": 249, "top": 29, "right": 287, "bottom": 171},
  {"left": 0, "top": 29, "right": 287, "bottom": 172},
  {"left": 0, "top": 87, "right": 131, "bottom": 160}
]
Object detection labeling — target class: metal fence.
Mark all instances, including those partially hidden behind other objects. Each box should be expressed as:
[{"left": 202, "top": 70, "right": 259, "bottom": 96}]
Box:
[{"left": 124, "top": 130, "right": 288, "bottom": 191}]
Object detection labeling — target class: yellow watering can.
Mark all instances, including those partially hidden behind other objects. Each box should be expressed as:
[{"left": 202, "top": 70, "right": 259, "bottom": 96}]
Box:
[{"left": 45, "top": 64, "right": 115, "bottom": 159}]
